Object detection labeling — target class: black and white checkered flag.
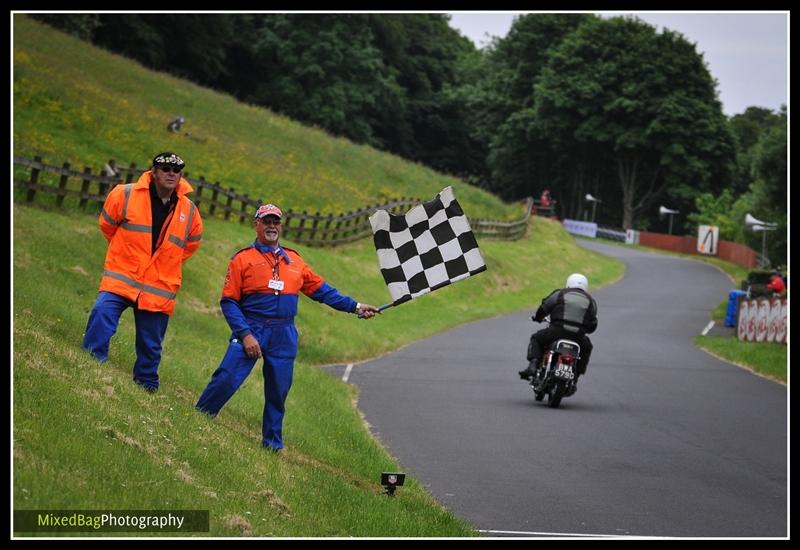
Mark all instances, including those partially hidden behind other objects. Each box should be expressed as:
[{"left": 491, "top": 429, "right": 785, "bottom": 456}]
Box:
[{"left": 369, "top": 186, "right": 487, "bottom": 308}]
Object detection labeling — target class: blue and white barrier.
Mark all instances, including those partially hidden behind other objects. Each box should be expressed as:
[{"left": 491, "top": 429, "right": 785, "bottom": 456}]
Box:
[{"left": 563, "top": 219, "right": 598, "bottom": 238}]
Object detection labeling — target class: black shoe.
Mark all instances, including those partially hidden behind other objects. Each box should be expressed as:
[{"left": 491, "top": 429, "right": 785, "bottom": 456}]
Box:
[
  {"left": 135, "top": 381, "right": 158, "bottom": 393},
  {"left": 518, "top": 368, "right": 535, "bottom": 380}
]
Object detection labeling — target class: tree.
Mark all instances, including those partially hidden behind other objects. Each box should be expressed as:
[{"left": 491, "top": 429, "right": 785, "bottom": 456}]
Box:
[
  {"left": 728, "top": 106, "right": 782, "bottom": 197},
  {"left": 458, "top": 14, "right": 592, "bottom": 199},
  {"left": 29, "top": 14, "right": 100, "bottom": 40},
  {"left": 690, "top": 106, "right": 785, "bottom": 266},
  {"left": 92, "top": 15, "right": 234, "bottom": 85},
  {"left": 534, "top": 16, "right": 735, "bottom": 229},
  {"left": 748, "top": 106, "right": 787, "bottom": 265},
  {"left": 246, "top": 14, "right": 404, "bottom": 147},
  {"left": 366, "top": 15, "right": 479, "bottom": 174},
  {"left": 687, "top": 190, "right": 750, "bottom": 243}
]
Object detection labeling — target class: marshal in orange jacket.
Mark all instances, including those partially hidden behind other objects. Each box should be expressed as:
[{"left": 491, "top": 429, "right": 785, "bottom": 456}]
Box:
[{"left": 98, "top": 171, "right": 203, "bottom": 315}]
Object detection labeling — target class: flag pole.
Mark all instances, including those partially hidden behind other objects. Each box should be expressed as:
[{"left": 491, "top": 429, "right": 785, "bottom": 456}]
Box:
[{"left": 358, "top": 303, "right": 394, "bottom": 319}]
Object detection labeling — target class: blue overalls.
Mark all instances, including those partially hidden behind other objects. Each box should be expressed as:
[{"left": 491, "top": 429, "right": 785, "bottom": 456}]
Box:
[{"left": 196, "top": 241, "right": 356, "bottom": 449}]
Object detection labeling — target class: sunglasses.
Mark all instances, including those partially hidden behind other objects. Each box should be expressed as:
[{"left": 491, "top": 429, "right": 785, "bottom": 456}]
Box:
[
  {"left": 157, "top": 165, "right": 183, "bottom": 174},
  {"left": 258, "top": 217, "right": 282, "bottom": 225}
]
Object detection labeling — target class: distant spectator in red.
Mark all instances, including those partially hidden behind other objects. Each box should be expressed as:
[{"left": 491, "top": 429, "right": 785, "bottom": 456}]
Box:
[
  {"left": 767, "top": 272, "right": 786, "bottom": 295},
  {"left": 540, "top": 189, "right": 551, "bottom": 208}
]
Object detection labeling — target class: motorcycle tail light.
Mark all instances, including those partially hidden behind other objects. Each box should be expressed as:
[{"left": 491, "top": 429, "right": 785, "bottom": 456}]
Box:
[{"left": 560, "top": 354, "right": 575, "bottom": 365}]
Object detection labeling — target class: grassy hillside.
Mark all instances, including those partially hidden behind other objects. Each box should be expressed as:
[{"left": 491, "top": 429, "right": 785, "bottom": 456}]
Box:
[
  {"left": 13, "top": 204, "right": 622, "bottom": 536},
  {"left": 13, "top": 15, "right": 520, "bottom": 220},
  {"left": 13, "top": 14, "right": 626, "bottom": 537}
]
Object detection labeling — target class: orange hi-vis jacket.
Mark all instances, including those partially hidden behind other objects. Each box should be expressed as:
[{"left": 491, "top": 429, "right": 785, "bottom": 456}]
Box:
[{"left": 98, "top": 171, "right": 203, "bottom": 315}]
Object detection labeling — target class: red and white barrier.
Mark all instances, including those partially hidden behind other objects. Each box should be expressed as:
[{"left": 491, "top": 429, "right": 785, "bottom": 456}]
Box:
[
  {"left": 737, "top": 298, "right": 787, "bottom": 344},
  {"left": 737, "top": 300, "right": 749, "bottom": 341}
]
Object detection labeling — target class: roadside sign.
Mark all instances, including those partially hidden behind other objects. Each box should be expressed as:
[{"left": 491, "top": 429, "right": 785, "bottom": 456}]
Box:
[{"left": 697, "top": 225, "right": 719, "bottom": 255}]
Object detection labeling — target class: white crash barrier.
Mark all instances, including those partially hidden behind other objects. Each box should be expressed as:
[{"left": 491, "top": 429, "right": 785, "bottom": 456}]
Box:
[{"left": 737, "top": 298, "right": 787, "bottom": 344}]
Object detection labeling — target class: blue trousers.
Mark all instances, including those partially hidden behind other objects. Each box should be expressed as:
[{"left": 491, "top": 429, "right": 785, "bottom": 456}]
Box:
[
  {"left": 82, "top": 291, "right": 170, "bottom": 390},
  {"left": 196, "top": 320, "right": 298, "bottom": 449},
  {"left": 527, "top": 325, "right": 593, "bottom": 375}
]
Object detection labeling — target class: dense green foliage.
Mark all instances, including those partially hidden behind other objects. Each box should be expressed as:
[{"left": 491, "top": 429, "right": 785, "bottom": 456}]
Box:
[
  {"left": 689, "top": 106, "right": 787, "bottom": 265},
  {"left": 533, "top": 17, "right": 735, "bottom": 229},
  {"left": 463, "top": 14, "right": 593, "bottom": 201}
]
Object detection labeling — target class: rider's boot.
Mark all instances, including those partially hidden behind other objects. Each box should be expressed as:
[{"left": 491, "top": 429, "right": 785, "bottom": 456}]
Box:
[{"left": 518, "top": 359, "right": 538, "bottom": 380}]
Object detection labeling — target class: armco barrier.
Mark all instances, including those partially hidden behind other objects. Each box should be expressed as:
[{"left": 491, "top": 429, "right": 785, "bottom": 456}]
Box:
[
  {"left": 596, "top": 226, "right": 626, "bottom": 242},
  {"left": 562, "top": 219, "right": 597, "bottom": 238}
]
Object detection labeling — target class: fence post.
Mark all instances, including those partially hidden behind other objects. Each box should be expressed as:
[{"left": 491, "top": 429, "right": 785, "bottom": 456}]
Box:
[
  {"left": 125, "top": 163, "right": 136, "bottom": 184},
  {"left": 331, "top": 214, "right": 344, "bottom": 242},
  {"left": 99, "top": 175, "right": 109, "bottom": 201},
  {"left": 225, "top": 188, "right": 234, "bottom": 220},
  {"left": 309, "top": 212, "right": 321, "bottom": 242},
  {"left": 255, "top": 198, "right": 263, "bottom": 223},
  {"left": 194, "top": 177, "right": 205, "bottom": 213},
  {"left": 296, "top": 211, "right": 307, "bottom": 243},
  {"left": 210, "top": 183, "right": 220, "bottom": 216},
  {"left": 355, "top": 207, "right": 369, "bottom": 239},
  {"left": 282, "top": 209, "right": 292, "bottom": 240},
  {"left": 321, "top": 213, "right": 334, "bottom": 244},
  {"left": 79, "top": 166, "right": 92, "bottom": 210},
  {"left": 342, "top": 210, "right": 353, "bottom": 240},
  {"left": 27, "top": 155, "right": 42, "bottom": 203},
  {"left": 239, "top": 193, "right": 249, "bottom": 223},
  {"left": 55, "top": 161, "right": 71, "bottom": 207}
]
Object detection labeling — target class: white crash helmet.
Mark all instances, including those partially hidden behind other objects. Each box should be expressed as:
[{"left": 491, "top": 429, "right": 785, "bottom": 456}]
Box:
[{"left": 565, "top": 273, "right": 589, "bottom": 291}]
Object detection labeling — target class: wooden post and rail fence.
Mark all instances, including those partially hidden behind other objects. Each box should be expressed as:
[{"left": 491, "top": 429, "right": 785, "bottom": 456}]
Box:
[{"left": 13, "top": 156, "right": 533, "bottom": 246}]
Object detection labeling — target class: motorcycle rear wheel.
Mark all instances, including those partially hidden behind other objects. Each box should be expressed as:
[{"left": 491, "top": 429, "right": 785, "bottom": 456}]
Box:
[{"left": 547, "top": 381, "right": 566, "bottom": 408}]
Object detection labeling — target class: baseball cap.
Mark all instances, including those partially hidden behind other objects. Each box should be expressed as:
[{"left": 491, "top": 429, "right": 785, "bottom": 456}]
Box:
[
  {"left": 255, "top": 204, "right": 283, "bottom": 219},
  {"left": 152, "top": 152, "right": 185, "bottom": 169}
]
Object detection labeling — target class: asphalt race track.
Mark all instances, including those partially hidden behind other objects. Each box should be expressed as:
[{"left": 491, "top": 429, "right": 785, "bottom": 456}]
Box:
[{"left": 347, "top": 240, "right": 787, "bottom": 537}]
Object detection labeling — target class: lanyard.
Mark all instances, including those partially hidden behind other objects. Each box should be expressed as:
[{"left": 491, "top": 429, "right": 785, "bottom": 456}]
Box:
[
  {"left": 271, "top": 251, "right": 281, "bottom": 280},
  {"left": 254, "top": 242, "right": 286, "bottom": 294},
  {"left": 267, "top": 250, "right": 283, "bottom": 295}
]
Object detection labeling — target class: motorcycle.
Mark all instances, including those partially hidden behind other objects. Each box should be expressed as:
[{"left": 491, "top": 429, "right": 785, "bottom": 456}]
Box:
[{"left": 528, "top": 320, "right": 581, "bottom": 408}]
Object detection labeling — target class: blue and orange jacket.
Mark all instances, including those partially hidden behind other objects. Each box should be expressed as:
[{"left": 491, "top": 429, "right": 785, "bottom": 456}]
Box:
[
  {"left": 98, "top": 171, "right": 203, "bottom": 315},
  {"left": 221, "top": 240, "right": 357, "bottom": 340}
]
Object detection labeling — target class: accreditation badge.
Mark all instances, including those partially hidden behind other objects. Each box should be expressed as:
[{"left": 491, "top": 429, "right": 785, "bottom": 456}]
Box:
[{"left": 268, "top": 279, "right": 285, "bottom": 292}]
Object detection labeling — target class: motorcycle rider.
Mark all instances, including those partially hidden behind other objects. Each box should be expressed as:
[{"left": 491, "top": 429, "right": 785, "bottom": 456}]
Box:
[{"left": 518, "top": 273, "right": 598, "bottom": 389}]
